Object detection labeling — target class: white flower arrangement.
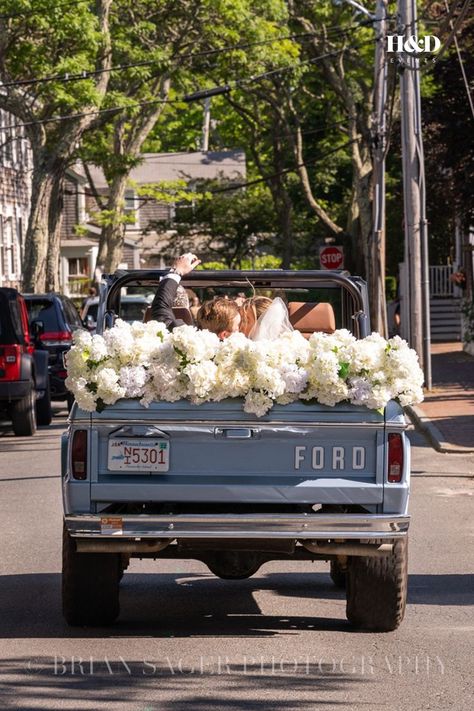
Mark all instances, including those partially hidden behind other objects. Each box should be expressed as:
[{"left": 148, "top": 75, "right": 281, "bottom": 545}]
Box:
[{"left": 65, "top": 319, "right": 424, "bottom": 416}]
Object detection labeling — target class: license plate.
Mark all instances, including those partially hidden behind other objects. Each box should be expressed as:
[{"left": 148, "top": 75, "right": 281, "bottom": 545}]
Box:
[{"left": 108, "top": 438, "right": 169, "bottom": 472}]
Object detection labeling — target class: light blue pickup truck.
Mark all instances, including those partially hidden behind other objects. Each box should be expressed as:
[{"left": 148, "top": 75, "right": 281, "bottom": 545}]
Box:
[{"left": 62, "top": 270, "right": 410, "bottom": 631}]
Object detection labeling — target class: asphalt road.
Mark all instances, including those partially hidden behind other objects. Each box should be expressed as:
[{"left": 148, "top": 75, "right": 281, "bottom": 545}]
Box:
[{"left": 0, "top": 404, "right": 473, "bottom": 711}]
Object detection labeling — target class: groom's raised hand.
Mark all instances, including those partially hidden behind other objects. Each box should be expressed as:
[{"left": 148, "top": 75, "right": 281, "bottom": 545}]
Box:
[{"left": 171, "top": 253, "right": 201, "bottom": 277}]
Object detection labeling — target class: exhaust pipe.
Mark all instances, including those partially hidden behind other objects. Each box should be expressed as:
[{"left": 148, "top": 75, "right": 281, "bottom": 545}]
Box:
[{"left": 301, "top": 541, "right": 393, "bottom": 557}]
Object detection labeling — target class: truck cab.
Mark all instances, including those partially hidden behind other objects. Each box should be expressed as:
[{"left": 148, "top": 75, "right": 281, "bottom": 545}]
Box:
[{"left": 62, "top": 269, "right": 410, "bottom": 631}]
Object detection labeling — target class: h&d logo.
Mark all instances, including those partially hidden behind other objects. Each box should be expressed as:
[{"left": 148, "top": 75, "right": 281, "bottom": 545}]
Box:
[
  {"left": 387, "top": 34, "right": 441, "bottom": 54},
  {"left": 387, "top": 34, "right": 440, "bottom": 67}
]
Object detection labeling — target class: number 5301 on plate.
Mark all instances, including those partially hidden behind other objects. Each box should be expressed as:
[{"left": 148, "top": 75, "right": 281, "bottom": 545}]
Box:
[{"left": 108, "top": 438, "right": 169, "bottom": 472}]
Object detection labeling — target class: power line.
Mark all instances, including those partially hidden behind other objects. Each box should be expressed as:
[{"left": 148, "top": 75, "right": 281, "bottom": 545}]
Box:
[
  {"left": 443, "top": 0, "right": 474, "bottom": 118},
  {"left": 210, "top": 138, "right": 359, "bottom": 193},
  {"left": 1, "top": 40, "right": 374, "bottom": 132},
  {"left": 0, "top": 0, "right": 90, "bottom": 21},
  {"left": 0, "top": 21, "right": 376, "bottom": 91},
  {"left": 63, "top": 137, "right": 359, "bottom": 205}
]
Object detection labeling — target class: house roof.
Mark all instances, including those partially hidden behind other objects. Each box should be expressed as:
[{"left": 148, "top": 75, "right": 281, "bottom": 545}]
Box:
[{"left": 77, "top": 151, "right": 246, "bottom": 188}]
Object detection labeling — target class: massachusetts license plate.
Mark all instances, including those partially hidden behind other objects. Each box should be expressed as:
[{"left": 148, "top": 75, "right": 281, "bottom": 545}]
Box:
[{"left": 108, "top": 438, "right": 169, "bottom": 472}]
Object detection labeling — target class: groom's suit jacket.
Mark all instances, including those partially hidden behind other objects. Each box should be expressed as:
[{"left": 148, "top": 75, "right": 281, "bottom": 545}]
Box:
[{"left": 150, "top": 275, "right": 184, "bottom": 330}]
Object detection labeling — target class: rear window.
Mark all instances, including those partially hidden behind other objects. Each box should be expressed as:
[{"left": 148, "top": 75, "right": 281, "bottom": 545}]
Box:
[
  {"left": 0, "top": 293, "right": 24, "bottom": 345},
  {"left": 62, "top": 298, "right": 82, "bottom": 329},
  {"left": 25, "top": 299, "right": 60, "bottom": 332},
  {"left": 119, "top": 301, "right": 149, "bottom": 322}
]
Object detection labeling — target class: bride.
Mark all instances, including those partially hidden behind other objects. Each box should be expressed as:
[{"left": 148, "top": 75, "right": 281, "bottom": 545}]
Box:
[{"left": 240, "top": 296, "right": 293, "bottom": 341}]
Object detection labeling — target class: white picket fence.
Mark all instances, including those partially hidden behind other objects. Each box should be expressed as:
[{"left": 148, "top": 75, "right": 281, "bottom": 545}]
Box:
[{"left": 429, "top": 265, "right": 455, "bottom": 297}]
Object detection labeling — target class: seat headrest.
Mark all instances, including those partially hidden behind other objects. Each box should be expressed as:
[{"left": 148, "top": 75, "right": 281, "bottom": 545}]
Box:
[{"left": 288, "top": 302, "right": 336, "bottom": 336}]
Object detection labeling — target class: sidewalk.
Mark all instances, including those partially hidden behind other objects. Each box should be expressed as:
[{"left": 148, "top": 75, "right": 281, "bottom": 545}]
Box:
[{"left": 406, "top": 342, "right": 474, "bottom": 453}]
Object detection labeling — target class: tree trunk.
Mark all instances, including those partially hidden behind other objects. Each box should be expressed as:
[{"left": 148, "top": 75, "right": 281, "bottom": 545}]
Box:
[
  {"left": 46, "top": 171, "right": 66, "bottom": 292},
  {"left": 102, "top": 174, "right": 129, "bottom": 273},
  {"left": 22, "top": 169, "right": 56, "bottom": 292}
]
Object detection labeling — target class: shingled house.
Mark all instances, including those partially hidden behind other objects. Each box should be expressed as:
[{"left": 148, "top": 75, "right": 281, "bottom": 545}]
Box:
[
  {"left": 60, "top": 151, "right": 246, "bottom": 296},
  {"left": 0, "top": 109, "right": 31, "bottom": 290}
]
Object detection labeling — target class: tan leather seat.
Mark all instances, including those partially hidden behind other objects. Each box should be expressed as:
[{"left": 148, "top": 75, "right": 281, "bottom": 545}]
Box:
[
  {"left": 143, "top": 306, "right": 194, "bottom": 325},
  {"left": 288, "top": 302, "right": 336, "bottom": 337}
]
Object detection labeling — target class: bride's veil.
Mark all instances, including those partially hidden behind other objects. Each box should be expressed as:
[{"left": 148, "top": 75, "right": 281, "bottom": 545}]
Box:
[{"left": 249, "top": 297, "right": 293, "bottom": 341}]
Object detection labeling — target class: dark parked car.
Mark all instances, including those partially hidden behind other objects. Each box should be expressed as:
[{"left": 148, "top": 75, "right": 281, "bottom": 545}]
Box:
[
  {"left": 23, "top": 293, "right": 83, "bottom": 408},
  {"left": 0, "top": 287, "right": 51, "bottom": 435}
]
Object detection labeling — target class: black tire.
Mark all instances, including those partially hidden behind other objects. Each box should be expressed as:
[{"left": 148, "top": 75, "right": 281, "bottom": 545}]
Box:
[
  {"left": 62, "top": 523, "right": 120, "bottom": 626},
  {"left": 346, "top": 537, "right": 408, "bottom": 632},
  {"left": 10, "top": 385, "right": 37, "bottom": 436},
  {"left": 36, "top": 381, "right": 52, "bottom": 426},
  {"left": 330, "top": 559, "right": 347, "bottom": 589}
]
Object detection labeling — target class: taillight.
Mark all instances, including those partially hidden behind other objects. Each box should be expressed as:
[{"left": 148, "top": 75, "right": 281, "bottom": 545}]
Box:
[
  {"left": 388, "top": 433, "right": 404, "bottom": 482},
  {"left": 0, "top": 345, "right": 21, "bottom": 381},
  {"left": 71, "top": 430, "right": 88, "bottom": 480},
  {"left": 41, "top": 331, "right": 72, "bottom": 346}
]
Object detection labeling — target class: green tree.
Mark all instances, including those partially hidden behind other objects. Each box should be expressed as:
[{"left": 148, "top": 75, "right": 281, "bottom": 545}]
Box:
[
  {"left": 154, "top": 181, "right": 278, "bottom": 267},
  {"left": 0, "top": 0, "right": 112, "bottom": 291},
  {"left": 80, "top": 0, "right": 296, "bottom": 273}
]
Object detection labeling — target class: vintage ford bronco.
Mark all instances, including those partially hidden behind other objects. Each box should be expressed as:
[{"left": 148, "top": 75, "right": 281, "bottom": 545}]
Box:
[{"left": 62, "top": 270, "right": 410, "bottom": 631}]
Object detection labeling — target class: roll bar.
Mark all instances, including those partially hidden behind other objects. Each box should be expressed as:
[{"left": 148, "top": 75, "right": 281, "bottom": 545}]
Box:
[{"left": 97, "top": 269, "right": 370, "bottom": 338}]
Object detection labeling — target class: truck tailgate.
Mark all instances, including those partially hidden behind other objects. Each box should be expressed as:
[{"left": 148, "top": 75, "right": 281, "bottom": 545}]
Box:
[{"left": 89, "top": 401, "right": 386, "bottom": 505}]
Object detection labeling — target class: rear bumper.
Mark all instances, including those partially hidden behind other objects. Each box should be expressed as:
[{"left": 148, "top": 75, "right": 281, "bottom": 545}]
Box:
[
  {"left": 65, "top": 513, "right": 410, "bottom": 540},
  {"left": 0, "top": 380, "right": 31, "bottom": 401}
]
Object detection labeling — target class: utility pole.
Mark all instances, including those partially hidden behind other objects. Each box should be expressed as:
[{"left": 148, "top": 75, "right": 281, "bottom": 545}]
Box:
[
  {"left": 398, "top": 0, "right": 431, "bottom": 387},
  {"left": 370, "top": 0, "right": 389, "bottom": 336},
  {"left": 201, "top": 97, "right": 211, "bottom": 152}
]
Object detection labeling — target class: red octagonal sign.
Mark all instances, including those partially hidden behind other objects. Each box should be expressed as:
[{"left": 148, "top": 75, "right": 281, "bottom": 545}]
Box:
[{"left": 319, "top": 245, "right": 344, "bottom": 270}]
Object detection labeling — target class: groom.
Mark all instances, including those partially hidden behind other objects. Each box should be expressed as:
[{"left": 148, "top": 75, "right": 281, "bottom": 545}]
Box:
[{"left": 151, "top": 253, "right": 241, "bottom": 339}]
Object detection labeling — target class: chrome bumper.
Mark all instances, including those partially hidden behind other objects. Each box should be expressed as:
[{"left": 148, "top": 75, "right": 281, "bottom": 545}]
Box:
[{"left": 65, "top": 513, "right": 410, "bottom": 540}]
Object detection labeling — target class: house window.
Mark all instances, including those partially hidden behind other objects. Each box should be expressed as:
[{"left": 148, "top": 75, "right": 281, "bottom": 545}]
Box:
[
  {"left": 124, "top": 189, "right": 138, "bottom": 227},
  {"left": 68, "top": 257, "right": 89, "bottom": 277}
]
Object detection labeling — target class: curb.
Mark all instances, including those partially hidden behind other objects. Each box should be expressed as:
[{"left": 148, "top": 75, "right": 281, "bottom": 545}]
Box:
[{"left": 405, "top": 405, "right": 474, "bottom": 454}]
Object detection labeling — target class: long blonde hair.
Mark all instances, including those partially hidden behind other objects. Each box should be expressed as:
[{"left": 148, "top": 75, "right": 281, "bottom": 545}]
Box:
[{"left": 239, "top": 296, "right": 272, "bottom": 336}]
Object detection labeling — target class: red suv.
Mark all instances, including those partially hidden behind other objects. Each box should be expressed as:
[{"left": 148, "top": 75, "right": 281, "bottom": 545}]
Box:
[{"left": 0, "top": 287, "right": 52, "bottom": 436}]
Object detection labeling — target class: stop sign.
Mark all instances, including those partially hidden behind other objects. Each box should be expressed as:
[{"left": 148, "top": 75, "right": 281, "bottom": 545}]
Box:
[{"left": 319, "top": 245, "right": 344, "bottom": 270}]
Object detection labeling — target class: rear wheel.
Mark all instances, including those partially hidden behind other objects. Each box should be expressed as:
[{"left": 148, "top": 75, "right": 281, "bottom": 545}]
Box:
[
  {"left": 346, "top": 537, "right": 408, "bottom": 632},
  {"left": 330, "top": 559, "right": 347, "bottom": 589},
  {"left": 11, "top": 385, "right": 36, "bottom": 436},
  {"left": 62, "top": 523, "right": 120, "bottom": 626},
  {"left": 36, "top": 381, "right": 52, "bottom": 426}
]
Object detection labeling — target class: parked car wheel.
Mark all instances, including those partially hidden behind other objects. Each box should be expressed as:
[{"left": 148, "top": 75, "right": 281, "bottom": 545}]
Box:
[
  {"left": 62, "top": 523, "right": 120, "bottom": 626},
  {"left": 10, "top": 384, "right": 37, "bottom": 436},
  {"left": 346, "top": 537, "right": 408, "bottom": 632},
  {"left": 36, "top": 381, "right": 52, "bottom": 426}
]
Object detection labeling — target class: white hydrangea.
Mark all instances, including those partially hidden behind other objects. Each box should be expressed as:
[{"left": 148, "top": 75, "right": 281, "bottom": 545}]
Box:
[
  {"left": 65, "top": 318, "right": 424, "bottom": 416},
  {"left": 95, "top": 367, "right": 126, "bottom": 405},
  {"left": 119, "top": 365, "right": 148, "bottom": 398}
]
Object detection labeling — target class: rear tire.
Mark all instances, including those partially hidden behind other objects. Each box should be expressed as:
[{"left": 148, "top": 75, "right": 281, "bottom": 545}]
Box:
[
  {"left": 330, "top": 559, "right": 347, "bottom": 589},
  {"left": 11, "top": 385, "right": 37, "bottom": 436},
  {"left": 36, "top": 381, "right": 52, "bottom": 426},
  {"left": 62, "top": 523, "right": 120, "bottom": 626},
  {"left": 346, "top": 537, "right": 408, "bottom": 632}
]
